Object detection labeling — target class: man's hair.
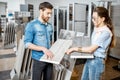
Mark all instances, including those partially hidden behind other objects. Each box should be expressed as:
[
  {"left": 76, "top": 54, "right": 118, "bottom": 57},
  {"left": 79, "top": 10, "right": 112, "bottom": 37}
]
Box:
[{"left": 39, "top": 2, "right": 53, "bottom": 10}]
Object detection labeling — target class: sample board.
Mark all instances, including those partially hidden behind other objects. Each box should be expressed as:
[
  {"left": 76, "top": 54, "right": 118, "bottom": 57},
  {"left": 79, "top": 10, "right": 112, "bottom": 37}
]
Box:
[
  {"left": 70, "top": 36, "right": 94, "bottom": 59},
  {"left": 70, "top": 52, "right": 94, "bottom": 58},
  {"left": 40, "top": 39, "right": 72, "bottom": 64}
]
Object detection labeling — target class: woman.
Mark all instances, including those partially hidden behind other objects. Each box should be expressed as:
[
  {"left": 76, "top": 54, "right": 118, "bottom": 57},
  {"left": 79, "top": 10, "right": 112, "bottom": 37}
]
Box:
[{"left": 66, "top": 7, "right": 116, "bottom": 80}]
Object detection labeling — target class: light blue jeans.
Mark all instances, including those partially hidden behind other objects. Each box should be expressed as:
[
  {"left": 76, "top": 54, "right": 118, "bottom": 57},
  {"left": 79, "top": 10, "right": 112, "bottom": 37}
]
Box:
[{"left": 81, "top": 57, "right": 105, "bottom": 80}]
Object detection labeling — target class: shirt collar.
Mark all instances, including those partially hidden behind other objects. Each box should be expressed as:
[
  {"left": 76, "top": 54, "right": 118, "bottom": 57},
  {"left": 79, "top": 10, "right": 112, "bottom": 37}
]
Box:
[
  {"left": 94, "top": 25, "right": 112, "bottom": 37},
  {"left": 94, "top": 26, "right": 107, "bottom": 32},
  {"left": 37, "top": 18, "right": 48, "bottom": 26}
]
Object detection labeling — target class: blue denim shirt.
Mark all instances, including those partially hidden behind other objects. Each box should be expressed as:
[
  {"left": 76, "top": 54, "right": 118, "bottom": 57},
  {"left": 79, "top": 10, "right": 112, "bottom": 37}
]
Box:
[
  {"left": 91, "top": 26, "right": 112, "bottom": 58},
  {"left": 24, "top": 18, "right": 53, "bottom": 61}
]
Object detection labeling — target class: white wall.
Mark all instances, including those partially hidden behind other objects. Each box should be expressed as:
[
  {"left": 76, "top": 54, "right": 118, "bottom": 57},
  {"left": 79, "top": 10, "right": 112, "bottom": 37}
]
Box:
[
  {"left": 25, "top": 0, "right": 99, "bottom": 18},
  {"left": 0, "top": 0, "right": 25, "bottom": 12},
  {"left": 25, "top": 0, "right": 120, "bottom": 18}
]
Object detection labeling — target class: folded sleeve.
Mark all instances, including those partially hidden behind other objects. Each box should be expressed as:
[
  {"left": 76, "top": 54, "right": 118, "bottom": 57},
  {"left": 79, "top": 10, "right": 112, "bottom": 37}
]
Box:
[
  {"left": 92, "top": 31, "right": 110, "bottom": 48},
  {"left": 24, "top": 23, "right": 34, "bottom": 48}
]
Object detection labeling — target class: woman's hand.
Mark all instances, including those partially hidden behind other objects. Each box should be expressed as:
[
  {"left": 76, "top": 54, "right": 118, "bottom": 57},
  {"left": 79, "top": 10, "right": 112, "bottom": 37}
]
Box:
[{"left": 66, "top": 47, "right": 78, "bottom": 54}]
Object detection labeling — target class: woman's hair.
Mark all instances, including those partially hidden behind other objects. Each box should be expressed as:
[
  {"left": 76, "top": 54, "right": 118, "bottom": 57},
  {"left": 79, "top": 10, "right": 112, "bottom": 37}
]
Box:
[
  {"left": 39, "top": 2, "right": 53, "bottom": 10},
  {"left": 93, "top": 7, "right": 116, "bottom": 48}
]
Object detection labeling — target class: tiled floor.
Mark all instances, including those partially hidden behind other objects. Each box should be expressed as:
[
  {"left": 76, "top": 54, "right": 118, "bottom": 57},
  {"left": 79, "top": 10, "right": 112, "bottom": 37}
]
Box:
[
  {"left": 0, "top": 48, "right": 15, "bottom": 80},
  {"left": 0, "top": 48, "right": 120, "bottom": 80}
]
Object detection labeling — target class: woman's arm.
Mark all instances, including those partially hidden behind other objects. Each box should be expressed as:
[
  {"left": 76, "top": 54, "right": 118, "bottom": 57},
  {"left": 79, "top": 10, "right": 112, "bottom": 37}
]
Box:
[{"left": 66, "top": 44, "right": 99, "bottom": 54}]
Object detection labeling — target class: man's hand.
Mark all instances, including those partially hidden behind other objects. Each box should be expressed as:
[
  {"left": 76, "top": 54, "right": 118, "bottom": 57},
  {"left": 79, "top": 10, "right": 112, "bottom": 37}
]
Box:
[{"left": 43, "top": 48, "right": 54, "bottom": 59}]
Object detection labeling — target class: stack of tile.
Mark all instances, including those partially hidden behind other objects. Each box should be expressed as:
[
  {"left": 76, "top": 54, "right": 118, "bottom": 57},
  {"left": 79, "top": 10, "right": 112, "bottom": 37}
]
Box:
[
  {"left": 16, "top": 23, "right": 26, "bottom": 49},
  {"left": 51, "top": 29, "right": 76, "bottom": 80},
  {"left": 52, "top": 54, "right": 76, "bottom": 80},
  {"left": 10, "top": 36, "right": 32, "bottom": 80},
  {"left": 2, "top": 22, "right": 15, "bottom": 48},
  {"left": 0, "top": 17, "right": 7, "bottom": 41}
]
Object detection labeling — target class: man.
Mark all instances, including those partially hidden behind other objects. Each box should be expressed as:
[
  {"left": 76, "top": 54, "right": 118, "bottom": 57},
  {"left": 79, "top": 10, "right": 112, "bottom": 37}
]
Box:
[{"left": 24, "top": 2, "right": 54, "bottom": 80}]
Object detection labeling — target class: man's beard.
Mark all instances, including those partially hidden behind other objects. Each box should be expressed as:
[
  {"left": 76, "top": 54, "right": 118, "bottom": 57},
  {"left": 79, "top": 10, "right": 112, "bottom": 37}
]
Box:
[{"left": 42, "top": 15, "right": 49, "bottom": 22}]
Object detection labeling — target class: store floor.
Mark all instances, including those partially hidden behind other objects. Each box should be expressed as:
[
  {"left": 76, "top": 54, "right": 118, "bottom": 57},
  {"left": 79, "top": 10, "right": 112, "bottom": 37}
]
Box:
[
  {"left": 71, "top": 57, "right": 120, "bottom": 80},
  {"left": 0, "top": 48, "right": 120, "bottom": 80}
]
